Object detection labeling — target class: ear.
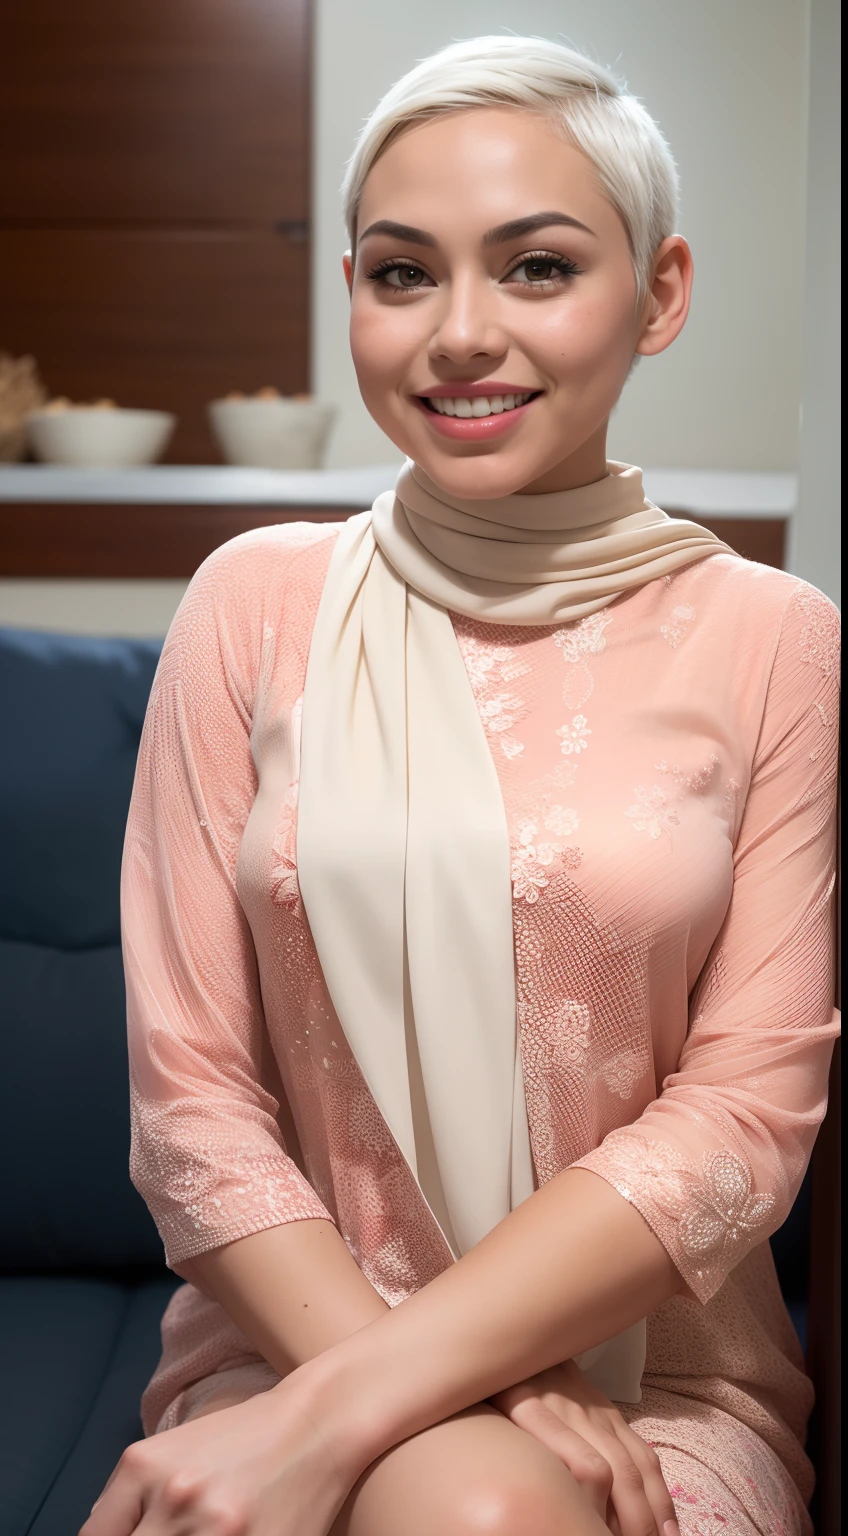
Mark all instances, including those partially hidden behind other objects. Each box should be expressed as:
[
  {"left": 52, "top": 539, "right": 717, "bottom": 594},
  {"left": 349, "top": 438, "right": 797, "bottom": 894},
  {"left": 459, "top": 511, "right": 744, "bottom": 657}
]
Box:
[
  {"left": 342, "top": 250, "right": 353, "bottom": 297},
  {"left": 635, "top": 235, "right": 693, "bottom": 358}
]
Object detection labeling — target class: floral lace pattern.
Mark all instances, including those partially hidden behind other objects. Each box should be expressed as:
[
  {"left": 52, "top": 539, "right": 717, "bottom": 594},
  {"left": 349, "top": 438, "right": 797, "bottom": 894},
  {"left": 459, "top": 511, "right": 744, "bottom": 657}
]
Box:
[
  {"left": 660, "top": 602, "right": 697, "bottom": 649},
  {"left": 553, "top": 608, "right": 614, "bottom": 708},
  {"left": 678, "top": 1150, "right": 776, "bottom": 1260},
  {"left": 511, "top": 816, "right": 583, "bottom": 903},
  {"left": 796, "top": 584, "right": 840, "bottom": 675},
  {"left": 269, "top": 697, "right": 303, "bottom": 909},
  {"left": 556, "top": 713, "right": 592, "bottom": 754},
  {"left": 601, "top": 1050, "right": 643, "bottom": 1099},
  {"left": 626, "top": 755, "right": 722, "bottom": 843},
  {"left": 626, "top": 783, "right": 682, "bottom": 841},
  {"left": 576, "top": 1131, "right": 778, "bottom": 1296},
  {"left": 452, "top": 628, "right": 531, "bottom": 759}
]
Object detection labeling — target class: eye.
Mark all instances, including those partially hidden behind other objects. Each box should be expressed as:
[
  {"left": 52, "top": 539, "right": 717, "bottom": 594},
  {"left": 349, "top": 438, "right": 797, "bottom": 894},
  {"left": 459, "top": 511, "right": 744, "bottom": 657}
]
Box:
[
  {"left": 386, "top": 264, "right": 428, "bottom": 288},
  {"left": 505, "top": 252, "right": 583, "bottom": 286},
  {"left": 365, "top": 259, "right": 433, "bottom": 291}
]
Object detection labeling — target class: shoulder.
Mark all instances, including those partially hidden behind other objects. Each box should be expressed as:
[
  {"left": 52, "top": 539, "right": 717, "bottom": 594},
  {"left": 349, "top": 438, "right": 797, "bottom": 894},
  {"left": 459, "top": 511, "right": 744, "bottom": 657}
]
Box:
[
  {"left": 156, "top": 520, "right": 346, "bottom": 705},
  {"left": 191, "top": 519, "right": 342, "bottom": 605},
  {"left": 173, "top": 519, "right": 345, "bottom": 648},
  {"left": 674, "top": 551, "right": 839, "bottom": 659}
]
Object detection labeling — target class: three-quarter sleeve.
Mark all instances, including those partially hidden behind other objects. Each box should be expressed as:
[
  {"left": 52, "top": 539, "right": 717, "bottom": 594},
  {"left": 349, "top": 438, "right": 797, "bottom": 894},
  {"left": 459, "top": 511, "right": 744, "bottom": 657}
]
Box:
[
  {"left": 122, "top": 539, "right": 333, "bottom": 1269},
  {"left": 574, "top": 580, "right": 840, "bottom": 1302}
]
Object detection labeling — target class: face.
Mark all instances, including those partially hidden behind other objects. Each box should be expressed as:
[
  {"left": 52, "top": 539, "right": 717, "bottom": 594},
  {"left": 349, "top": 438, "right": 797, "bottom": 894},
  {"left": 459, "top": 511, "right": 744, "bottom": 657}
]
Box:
[{"left": 345, "top": 107, "right": 691, "bottom": 497}]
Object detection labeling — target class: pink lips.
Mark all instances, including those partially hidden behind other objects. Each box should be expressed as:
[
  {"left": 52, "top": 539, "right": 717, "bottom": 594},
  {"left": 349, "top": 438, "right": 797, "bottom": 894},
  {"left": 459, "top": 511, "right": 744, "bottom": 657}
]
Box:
[{"left": 414, "top": 392, "right": 541, "bottom": 441}]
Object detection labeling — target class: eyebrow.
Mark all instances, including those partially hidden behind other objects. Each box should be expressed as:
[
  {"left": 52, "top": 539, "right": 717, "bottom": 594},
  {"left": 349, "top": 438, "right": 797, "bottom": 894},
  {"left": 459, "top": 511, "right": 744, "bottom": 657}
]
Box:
[
  {"left": 483, "top": 211, "right": 596, "bottom": 244},
  {"left": 357, "top": 211, "right": 596, "bottom": 248}
]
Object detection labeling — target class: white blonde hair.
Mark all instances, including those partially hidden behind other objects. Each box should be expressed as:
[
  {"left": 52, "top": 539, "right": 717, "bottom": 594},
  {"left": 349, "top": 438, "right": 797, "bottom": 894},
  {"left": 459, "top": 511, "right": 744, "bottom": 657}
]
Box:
[{"left": 342, "top": 34, "right": 679, "bottom": 308}]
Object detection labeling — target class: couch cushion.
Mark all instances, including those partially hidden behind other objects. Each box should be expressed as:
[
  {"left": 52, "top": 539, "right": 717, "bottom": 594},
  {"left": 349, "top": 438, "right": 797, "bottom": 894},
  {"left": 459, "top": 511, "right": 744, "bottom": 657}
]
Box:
[
  {"left": 0, "top": 627, "right": 165, "bottom": 1269},
  {"left": 0, "top": 627, "right": 161, "bottom": 950},
  {"left": 0, "top": 1273, "right": 180, "bottom": 1536},
  {"left": 0, "top": 938, "right": 163, "bottom": 1269}
]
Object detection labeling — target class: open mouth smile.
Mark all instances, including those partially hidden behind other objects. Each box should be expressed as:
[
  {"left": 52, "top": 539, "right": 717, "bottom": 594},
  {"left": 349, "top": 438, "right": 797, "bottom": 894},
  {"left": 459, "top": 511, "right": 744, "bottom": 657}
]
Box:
[{"left": 414, "top": 387, "right": 543, "bottom": 440}]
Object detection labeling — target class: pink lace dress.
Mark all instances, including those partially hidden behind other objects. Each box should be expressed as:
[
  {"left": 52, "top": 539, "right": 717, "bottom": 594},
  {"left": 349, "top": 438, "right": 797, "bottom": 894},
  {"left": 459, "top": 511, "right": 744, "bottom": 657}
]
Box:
[{"left": 122, "top": 523, "right": 840, "bottom": 1536}]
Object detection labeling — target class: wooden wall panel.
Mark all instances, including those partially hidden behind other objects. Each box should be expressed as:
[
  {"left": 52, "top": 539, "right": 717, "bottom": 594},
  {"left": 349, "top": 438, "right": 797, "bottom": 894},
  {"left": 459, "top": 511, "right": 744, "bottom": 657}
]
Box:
[
  {"left": 0, "top": 230, "right": 309, "bottom": 463},
  {"left": 0, "top": 0, "right": 309, "bottom": 222},
  {"left": 691, "top": 515, "right": 785, "bottom": 570},
  {"left": 0, "top": 510, "right": 788, "bottom": 580},
  {"left": 0, "top": 0, "right": 311, "bottom": 466}
]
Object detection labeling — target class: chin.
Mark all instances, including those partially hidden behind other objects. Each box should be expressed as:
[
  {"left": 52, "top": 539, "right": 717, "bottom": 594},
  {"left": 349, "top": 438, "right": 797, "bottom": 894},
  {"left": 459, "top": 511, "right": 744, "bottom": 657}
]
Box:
[
  {"left": 411, "top": 446, "right": 547, "bottom": 501},
  {"left": 432, "top": 467, "right": 530, "bottom": 500},
  {"left": 399, "top": 436, "right": 537, "bottom": 500}
]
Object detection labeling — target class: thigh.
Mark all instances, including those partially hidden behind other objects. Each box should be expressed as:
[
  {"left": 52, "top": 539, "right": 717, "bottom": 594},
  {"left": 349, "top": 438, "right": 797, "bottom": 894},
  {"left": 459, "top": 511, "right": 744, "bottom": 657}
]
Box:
[{"left": 621, "top": 1386, "right": 812, "bottom": 1536}]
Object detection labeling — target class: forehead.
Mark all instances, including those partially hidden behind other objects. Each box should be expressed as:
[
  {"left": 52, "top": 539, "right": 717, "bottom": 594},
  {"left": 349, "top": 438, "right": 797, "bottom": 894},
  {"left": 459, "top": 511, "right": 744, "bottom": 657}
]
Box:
[{"left": 357, "top": 107, "right": 617, "bottom": 241}]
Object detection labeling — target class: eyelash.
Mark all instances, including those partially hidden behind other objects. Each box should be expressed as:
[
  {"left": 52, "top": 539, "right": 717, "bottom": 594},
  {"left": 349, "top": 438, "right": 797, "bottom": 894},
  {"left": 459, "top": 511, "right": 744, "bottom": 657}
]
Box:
[{"left": 364, "top": 250, "right": 584, "bottom": 292}]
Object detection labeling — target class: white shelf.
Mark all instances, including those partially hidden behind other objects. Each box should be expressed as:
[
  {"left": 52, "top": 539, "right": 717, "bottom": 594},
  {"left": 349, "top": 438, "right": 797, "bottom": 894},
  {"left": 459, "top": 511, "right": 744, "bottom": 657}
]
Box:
[
  {"left": 0, "top": 464, "right": 403, "bottom": 507},
  {"left": 0, "top": 464, "right": 797, "bottom": 518}
]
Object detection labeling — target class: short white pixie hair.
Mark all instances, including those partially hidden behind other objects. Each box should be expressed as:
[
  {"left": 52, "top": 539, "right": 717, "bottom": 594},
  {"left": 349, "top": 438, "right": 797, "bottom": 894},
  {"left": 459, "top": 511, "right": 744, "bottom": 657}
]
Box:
[{"left": 342, "top": 34, "right": 679, "bottom": 308}]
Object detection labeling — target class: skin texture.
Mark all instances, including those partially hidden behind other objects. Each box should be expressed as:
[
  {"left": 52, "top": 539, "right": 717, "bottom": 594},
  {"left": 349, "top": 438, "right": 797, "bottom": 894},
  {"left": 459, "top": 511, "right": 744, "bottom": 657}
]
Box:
[{"left": 83, "top": 107, "right": 692, "bottom": 1536}]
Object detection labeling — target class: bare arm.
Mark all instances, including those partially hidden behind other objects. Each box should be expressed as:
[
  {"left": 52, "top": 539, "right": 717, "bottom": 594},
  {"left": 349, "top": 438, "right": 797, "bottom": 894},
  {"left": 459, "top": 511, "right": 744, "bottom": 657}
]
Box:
[
  {"left": 301, "top": 1167, "right": 680, "bottom": 1469},
  {"left": 178, "top": 1219, "right": 389, "bottom": 1377}
]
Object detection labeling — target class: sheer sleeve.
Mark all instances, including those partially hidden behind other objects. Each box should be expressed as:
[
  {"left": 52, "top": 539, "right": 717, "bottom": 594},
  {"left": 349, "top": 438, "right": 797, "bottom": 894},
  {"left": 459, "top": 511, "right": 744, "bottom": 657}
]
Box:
[
  {"left": 574, "top": 579, "right": 840, "bottom": 1302},
  {"left": 121, "top": 537, "right": 334, "bottom": 1269}
]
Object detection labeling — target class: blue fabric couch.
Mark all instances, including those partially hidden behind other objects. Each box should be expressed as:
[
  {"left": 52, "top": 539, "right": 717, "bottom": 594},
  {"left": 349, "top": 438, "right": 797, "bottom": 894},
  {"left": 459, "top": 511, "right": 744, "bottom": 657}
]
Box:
[
  {"left": 0, "top": 624, "right": 816, "bottom": 1536},
  {"left": 0, "top": 629, "right": 179, "bottom": 1536}
]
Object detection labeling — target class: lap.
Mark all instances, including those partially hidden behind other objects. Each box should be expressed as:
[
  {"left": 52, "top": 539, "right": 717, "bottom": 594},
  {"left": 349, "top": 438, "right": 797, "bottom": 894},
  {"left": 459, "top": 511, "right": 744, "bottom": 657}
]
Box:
[
  {"left": 162, "top": 1366, "right": 812, "bottom": 1536},
  {"left": 620, "top": 1386, "right": 812, "bottom": 1536}
]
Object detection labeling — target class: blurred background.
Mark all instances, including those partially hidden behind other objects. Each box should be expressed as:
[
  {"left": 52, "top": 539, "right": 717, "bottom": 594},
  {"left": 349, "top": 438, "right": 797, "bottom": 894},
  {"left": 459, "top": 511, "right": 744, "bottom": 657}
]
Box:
[{"left": 0, "top": 0, "right": 840, "bottom": 632}]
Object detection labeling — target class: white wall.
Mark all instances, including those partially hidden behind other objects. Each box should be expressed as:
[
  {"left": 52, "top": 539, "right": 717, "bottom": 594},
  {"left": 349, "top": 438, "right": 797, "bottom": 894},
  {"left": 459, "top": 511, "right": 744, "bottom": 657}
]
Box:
[
  {"left": 787, "top": 0, "right": 841, "bottom": 605},
  {"left": 314, "top": 0, "right": 809, "bottom": 474},
  {"left": 0, "top": 579, "right": 190, "bottom": 638}
]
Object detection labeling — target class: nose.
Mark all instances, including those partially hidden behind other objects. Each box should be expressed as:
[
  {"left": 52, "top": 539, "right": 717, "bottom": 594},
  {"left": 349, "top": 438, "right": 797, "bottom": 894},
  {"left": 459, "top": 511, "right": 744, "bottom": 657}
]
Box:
[{"left": 426, "top": 269, "right": 508, "bottom": 366}]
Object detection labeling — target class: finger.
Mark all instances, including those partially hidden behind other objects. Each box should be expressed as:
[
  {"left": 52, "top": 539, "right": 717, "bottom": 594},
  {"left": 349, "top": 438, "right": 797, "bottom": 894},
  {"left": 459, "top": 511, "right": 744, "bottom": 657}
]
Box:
[
  {"left": 79, "top": 1470, "right": 144, "bottom": 1536},
  {"left": 511, "top": 1409, "right": 613, "bottom": 1519},
  {"left": 601, "top": 1439, "right": 661, "bottom": 1536},
  {"left": 616, "top": 1424, "right": 679, "bottom": 1534}
]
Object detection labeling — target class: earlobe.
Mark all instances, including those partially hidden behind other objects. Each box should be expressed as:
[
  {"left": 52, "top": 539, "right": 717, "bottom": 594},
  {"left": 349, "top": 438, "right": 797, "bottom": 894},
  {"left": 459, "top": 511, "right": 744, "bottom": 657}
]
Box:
[{"left": 635, "top": 236, "right": 693, "bottom": 358}]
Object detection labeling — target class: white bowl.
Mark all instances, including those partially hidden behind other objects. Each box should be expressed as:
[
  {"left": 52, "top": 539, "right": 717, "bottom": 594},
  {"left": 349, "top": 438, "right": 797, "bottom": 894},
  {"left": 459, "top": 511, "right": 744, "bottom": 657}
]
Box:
[
  {"left": 208, "top": 397, "right": 336, "bottom": 470},
  {"left": 26, "top": 408, "right": 176, "bottom": 467}
]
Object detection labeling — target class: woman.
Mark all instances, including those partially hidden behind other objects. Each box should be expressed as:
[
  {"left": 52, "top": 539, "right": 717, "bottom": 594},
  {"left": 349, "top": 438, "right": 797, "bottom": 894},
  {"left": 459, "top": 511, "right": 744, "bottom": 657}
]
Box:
[{"left": 87, "top": 35, "right": 840, "bottom": 1536}]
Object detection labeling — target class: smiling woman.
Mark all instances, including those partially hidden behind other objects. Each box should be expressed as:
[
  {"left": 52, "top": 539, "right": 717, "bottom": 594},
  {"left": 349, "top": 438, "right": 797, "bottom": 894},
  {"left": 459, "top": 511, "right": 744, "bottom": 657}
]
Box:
[
  {"left": 342, "top": 105, "right": 686, "bottom": 493},
  {"left": 89, "top": 33, "right": 839, "bottom": 1536}
]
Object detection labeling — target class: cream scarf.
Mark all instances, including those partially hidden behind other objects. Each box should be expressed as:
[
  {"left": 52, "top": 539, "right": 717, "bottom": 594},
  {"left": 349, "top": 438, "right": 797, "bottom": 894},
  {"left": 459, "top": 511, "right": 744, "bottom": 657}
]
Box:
[{"left": 297, "top": 460, "right": 731, "bottom": 1402}]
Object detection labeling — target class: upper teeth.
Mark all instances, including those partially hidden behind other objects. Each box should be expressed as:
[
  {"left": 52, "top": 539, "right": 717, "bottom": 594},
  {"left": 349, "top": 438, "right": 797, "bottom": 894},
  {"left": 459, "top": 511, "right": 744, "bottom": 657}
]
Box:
[{"left": 428, "top": 392, "right": 534, "bottom": 417}]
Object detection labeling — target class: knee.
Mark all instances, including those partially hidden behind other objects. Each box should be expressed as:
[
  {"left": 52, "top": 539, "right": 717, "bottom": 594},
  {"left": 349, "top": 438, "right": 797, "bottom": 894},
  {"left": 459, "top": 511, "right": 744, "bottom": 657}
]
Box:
[{"left": 454, "top": 1469, "right": 600, "bottom": 1536}]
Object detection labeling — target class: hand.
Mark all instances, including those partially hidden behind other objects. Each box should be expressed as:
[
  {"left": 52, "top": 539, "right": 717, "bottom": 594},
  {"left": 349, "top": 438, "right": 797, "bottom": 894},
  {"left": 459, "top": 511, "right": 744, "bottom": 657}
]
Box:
[
  {"left": 79, "top": 1368, "right": 357, "bottom": 1536},
  {"left": 490, "top": 1361, "right": 679, "bottom": 1536}
]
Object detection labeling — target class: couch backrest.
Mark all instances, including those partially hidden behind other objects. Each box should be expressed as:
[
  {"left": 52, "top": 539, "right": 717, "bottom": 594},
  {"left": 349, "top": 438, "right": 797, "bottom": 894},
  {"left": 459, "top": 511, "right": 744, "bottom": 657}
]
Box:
[{"left": 0, "top": 627, "right": 166, "bottom": 1272}]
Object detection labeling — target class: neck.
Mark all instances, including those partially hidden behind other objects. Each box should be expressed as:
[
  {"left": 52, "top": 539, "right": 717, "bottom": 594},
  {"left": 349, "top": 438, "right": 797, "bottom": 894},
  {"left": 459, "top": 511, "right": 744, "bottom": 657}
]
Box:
[{"left": 514, "top": 421, "right": 610, "bottom": 496}]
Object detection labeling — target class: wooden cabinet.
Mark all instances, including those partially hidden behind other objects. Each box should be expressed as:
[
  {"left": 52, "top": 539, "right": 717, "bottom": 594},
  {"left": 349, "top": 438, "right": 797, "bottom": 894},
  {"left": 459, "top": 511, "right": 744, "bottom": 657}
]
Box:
[
  {"left": 0, "top": 495, "right": 788, "bottom": 578},
  {"left": 0, "top": 0, "right": 311, "bottom": 463}
]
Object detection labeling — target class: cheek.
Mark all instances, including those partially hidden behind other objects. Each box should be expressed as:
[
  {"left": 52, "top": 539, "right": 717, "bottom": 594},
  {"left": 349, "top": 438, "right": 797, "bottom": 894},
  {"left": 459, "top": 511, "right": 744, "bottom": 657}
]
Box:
[
  {"left": 350, "top": 297, "right": 417, "bottom": 397},
  {"left": 532, "top": 285, "right": 636, "bottom": 377}
]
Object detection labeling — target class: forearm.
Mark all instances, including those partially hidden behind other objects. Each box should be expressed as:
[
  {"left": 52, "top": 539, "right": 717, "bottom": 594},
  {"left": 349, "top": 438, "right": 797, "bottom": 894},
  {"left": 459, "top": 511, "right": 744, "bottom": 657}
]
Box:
[
  {"left": 180, "top": 1218, "right": 389, "bottom": 1377},
  {"left": 306, "top": 1168, "right": 681, "bottom": 1470}
]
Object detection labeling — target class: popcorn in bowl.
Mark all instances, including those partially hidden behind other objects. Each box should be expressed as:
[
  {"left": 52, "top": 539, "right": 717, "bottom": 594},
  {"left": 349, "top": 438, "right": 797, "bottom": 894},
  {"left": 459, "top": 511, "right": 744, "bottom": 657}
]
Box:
[
  {"left": 26, "top": 398, "right": 176, "bottom": 466},
  {"left": 208, "top": 388, "right": 335, "bottom": 469},
  {"left": 0, "top": 353, "right": 48, "bottom": 462}
]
